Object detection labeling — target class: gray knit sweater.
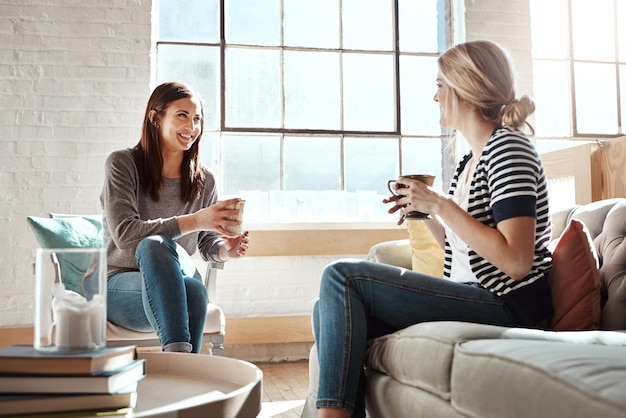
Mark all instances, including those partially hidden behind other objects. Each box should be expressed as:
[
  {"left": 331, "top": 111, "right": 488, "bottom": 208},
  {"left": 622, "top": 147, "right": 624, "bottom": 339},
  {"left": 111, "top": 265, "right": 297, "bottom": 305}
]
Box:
[{"left": 100, "top": 148, "right": 224, "bottom": 275}]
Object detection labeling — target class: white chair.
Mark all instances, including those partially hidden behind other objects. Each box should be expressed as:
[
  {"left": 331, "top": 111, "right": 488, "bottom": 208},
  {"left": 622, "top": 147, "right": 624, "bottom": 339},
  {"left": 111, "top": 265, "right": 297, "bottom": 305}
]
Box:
[
  {"left": 105, "top": 262, "right": 225, "bottom": 355},
  {"left": 27, "top": 214, "right": 226, "bottom": 355}
]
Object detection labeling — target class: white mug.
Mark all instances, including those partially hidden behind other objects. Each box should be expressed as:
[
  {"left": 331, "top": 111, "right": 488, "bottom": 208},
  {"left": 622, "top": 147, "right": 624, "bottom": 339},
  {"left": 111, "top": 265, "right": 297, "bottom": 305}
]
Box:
[{"left": 224, "top": 200, "right": 245, "bottom": 235}]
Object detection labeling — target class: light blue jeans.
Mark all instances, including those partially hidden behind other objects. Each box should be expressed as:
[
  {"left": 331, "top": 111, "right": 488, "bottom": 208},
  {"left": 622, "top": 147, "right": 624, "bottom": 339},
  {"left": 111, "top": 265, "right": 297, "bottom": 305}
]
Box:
[
  {"left": 107, "top": 235, "right": 208, "bottom": 353},
  {"left": 313, "top": 258, "right": 520, "bottom": 416}
]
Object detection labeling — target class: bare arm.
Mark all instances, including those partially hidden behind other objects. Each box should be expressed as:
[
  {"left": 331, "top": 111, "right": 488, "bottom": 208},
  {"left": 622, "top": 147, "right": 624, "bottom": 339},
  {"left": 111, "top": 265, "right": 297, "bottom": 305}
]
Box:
[
  {"left": 176, "top": 198, "right": 242, "bottom": 237},
  {"left": 435, "top": 198, "right": 536, "bottom": 280},
  {"left": 389, "top": 178, "right": 536, "bottom": 280}
]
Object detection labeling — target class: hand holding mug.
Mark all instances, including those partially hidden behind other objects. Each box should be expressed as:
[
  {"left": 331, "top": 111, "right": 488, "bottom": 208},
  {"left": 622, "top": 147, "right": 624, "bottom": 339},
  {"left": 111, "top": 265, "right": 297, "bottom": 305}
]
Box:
[
  {"left": 387, "top": 174, "right": 436, "bottom": 220},
  {"left": 195, "top": 198, "right": 244, "bottom": 236},
  {"left": 224, "top": 199, "right": 246, "bottom": 235}
]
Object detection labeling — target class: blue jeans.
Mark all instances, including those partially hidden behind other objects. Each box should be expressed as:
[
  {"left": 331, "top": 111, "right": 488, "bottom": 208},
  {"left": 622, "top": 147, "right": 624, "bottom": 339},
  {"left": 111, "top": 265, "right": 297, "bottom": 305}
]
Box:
[
  {"left": 313, "top": 259, "right": 520, "bottom": 416},
  {"left": 107, "top": 235, "right": 208, "bottom": 353}
]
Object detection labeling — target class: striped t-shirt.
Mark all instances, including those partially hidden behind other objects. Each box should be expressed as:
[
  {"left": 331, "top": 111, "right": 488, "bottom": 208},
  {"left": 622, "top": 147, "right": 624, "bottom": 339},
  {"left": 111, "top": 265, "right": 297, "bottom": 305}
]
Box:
[{"left": 443, "top": 127, "right": 553, "bottom": 324}]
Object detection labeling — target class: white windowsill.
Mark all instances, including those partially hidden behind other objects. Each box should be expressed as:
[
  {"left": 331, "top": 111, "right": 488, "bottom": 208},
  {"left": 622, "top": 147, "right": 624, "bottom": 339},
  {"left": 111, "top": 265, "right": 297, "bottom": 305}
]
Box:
[{"left": 244, "top": 221, "right": 404, "bottom": 231}]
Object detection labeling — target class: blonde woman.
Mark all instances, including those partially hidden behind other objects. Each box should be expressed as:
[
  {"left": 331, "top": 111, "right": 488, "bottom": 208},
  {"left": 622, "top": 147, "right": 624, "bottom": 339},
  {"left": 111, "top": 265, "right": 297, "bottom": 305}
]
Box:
[{"left": 308, "top": 40, "right": 553, "bottom": 418}]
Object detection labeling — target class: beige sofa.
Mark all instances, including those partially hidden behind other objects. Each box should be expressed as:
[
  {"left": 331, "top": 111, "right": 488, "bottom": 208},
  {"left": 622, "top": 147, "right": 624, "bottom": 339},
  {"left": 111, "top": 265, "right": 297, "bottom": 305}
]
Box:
[{"left": 302, "top": 198, "right": 626, "bottom": 418}]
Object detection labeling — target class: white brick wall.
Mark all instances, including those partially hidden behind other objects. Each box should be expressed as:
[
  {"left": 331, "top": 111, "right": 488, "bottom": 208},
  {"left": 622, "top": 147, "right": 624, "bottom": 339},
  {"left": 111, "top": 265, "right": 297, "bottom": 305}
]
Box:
[
  {"left": 214, "top": 255, "right": 362, "bottom": 317},
  {"left": 0, "top": 0, "right": 533, "bottom": 327},
  {"left": 464, "top": 0, "right": 534, "bottom": 97},
  {"left": 0, "top": 0, "right": 151, "bottom": 326}
]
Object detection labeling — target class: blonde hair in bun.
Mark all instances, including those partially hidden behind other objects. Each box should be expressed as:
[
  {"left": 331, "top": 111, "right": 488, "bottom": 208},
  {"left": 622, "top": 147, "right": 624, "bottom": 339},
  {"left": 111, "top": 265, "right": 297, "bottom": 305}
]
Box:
[{"left": 438, "top": 40, "right": 535, "bottom": 134}]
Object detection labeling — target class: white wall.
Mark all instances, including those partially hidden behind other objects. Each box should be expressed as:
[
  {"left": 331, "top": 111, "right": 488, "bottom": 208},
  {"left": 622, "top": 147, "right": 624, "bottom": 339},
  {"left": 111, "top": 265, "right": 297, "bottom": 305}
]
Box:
[
  {"left": 0, "top": 0, "right": 533, "bottom": 327},
  {"left": 0, "top": 0, "right": 151, "bottom": 326}
]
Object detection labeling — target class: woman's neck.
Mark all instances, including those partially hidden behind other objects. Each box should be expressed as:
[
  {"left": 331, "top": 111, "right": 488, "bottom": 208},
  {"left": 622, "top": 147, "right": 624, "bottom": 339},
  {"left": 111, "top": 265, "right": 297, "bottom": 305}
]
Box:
[
  {"left": 458, "top": 110, "right": 498, "bottom": 158},
  {"left": 161, "top": 150, "right": 183, "bottom": 179}
]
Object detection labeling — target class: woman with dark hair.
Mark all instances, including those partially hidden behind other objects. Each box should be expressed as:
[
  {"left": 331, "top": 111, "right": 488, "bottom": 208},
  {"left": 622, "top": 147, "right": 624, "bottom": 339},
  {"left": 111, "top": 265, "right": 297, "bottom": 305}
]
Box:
[
  {"left": 307, "top": 40, "right": 553, "bottom": 417},
  {"left": 101, "top": 81, "right": 249, "bottom": 354}
]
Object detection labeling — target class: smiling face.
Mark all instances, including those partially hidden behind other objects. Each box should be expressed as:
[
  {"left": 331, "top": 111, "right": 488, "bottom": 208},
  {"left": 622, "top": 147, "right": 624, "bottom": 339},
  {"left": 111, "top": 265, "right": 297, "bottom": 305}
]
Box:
[{"left": 156, "top": 97, "right": 203, "bottom": 154}]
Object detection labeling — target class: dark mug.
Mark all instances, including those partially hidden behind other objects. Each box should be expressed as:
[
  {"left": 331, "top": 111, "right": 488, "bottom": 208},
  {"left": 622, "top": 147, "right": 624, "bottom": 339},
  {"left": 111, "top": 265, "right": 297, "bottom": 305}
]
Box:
[{"left": 387, "top": 174, "right": 436, "bottom": 219}]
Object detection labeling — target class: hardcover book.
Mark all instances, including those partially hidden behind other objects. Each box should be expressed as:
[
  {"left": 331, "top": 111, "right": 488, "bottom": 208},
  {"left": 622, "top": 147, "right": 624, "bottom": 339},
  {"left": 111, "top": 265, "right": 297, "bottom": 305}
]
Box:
[
  {"left": 0, "top": 345, "right": 136, "bottom": 375},
  {"left": 0, "top": 384, "right": 137, "bottom": 416},
  {"left": 0, "top": 358, "right": 146, "bottom": 394}
]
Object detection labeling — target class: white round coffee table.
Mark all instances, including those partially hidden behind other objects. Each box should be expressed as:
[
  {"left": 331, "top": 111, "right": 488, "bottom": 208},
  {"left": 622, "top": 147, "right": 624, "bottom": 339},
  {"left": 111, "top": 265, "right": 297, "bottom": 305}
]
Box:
[{"left": 132, "top": 351, "right": 262, "bottom": 417}]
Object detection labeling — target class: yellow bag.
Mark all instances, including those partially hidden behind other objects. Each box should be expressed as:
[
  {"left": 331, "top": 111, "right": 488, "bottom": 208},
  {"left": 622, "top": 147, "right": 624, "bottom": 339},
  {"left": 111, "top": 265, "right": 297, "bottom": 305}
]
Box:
[{"left": 407, "top": 219, "right": 444, "bottom": 278}]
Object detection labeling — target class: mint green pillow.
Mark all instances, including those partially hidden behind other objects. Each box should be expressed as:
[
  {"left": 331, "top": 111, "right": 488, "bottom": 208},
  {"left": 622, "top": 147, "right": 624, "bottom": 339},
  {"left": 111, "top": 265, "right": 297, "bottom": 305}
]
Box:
[{"left": 27, "top": 215, "right": 104, "bottom": 293}]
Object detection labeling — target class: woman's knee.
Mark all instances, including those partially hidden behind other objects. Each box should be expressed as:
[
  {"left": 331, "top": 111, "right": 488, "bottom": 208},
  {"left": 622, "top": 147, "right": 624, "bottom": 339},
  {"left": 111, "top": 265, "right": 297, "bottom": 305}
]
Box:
[
  {"left": 135, "top": 235, "right": 176, "bottom": 260},
  {"left": 186, "top": 277, "right": 208, "bottom": 306},
  {"left": 321, "top": 258, "right": 361, "bottom": 290}
]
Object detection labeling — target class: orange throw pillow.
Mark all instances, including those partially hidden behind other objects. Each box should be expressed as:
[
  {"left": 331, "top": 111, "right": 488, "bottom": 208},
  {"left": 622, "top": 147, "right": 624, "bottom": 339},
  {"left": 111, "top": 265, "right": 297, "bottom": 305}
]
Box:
[{"left": 548, "top": 219, "right": 601, "bottom": 331}]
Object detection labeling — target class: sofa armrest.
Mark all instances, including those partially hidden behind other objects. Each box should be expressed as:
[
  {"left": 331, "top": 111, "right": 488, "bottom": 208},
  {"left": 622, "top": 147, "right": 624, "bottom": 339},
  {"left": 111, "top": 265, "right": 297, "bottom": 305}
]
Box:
[{"left": 366, "top": 239, "right": 412, "bottom": 270}]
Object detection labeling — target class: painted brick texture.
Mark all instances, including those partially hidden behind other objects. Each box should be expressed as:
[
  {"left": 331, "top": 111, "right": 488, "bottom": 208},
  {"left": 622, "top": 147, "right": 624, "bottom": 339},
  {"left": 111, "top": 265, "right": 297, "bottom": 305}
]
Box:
[{"left": 0, "top": 0, "right": 151, "bottom": 325}]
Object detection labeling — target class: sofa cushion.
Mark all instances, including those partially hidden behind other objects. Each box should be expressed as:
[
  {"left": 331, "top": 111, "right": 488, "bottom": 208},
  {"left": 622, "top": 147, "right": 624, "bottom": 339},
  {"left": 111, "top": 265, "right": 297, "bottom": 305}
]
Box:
[
  {"left": 365, "top": 322, "right": 511, "bottom": 400},
  {"left": 452, "top": 339, "right": 626, "bottom": 418},
  {"left": 367, "top": 239, "right": 413, "bottom": 270},
  {"left": 366, "top": 321, "right": 626, "bottom": 404},
  {"left": 591, "top": 199, "right": 626, "bottom": 330},
  {"left": 548, "top": 219, "right": 601, "bottom": 330},
  {"left": 365, "top": 373, "right": 459, "bottom": 418}
]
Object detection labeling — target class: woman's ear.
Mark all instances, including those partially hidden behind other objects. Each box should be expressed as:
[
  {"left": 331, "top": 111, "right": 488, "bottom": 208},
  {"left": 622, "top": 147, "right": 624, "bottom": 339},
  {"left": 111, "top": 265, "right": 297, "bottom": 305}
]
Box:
[{"left": 148, "top": 110, "right": 158, "bottom": 126}]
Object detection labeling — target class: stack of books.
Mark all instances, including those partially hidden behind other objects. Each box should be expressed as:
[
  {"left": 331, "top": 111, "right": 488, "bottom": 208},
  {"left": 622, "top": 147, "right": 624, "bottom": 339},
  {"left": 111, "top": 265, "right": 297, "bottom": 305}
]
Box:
[{"left": 0, "top": 345, "right": 144, "bottom": 416}]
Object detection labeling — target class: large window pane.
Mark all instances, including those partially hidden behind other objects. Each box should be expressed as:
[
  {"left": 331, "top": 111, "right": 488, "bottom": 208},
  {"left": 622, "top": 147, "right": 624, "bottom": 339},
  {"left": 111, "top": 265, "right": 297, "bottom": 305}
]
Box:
[
  {"left": 159, "top": 0, "right": 219, "bottom": 43},
  {"left": 401, "top": 137, "right": 444, "bottom": 191},
  {"left": 342, "top": 0, "right": 393, "bottom": 51},
  {"left": 157, "top": 1, "right": 451, "bottom": 223},
  {"left": 225, "top": 48, "right": 281, "bottom": 128},
  {"left": 199, "top": 133, "right": 219, "bottom": 174},
  {"left": 344, "top": 137, "right": 398, "bottom": 195},
  {"left": 400, "top": 56, "right": 441, "bottom": 135},
  {"left": 398, "top": 0, "right": 441, "bottom": 53},
  {"left": 530, "top": 0, "right": 569, "bottom": 59},
  {"left": 284, "top": 136, "right": 341, "bottom": 190},
  {"left": 343, "top": 53, "right": 396, "bottom": 131},
  {"left": 156, "top": 44, "right": 220, "bottom": 131},
  {"left": 284, "top": 0, "right": 339, "bottom": 48},
  {"left": 225, "top": 0, "right": 280, "bottom": 46},
  {"left": 222, "top": 134, "right": 280, "bottom": 195},
  {"left": 571, "top": 0, "right": 615, "bottom": 61},
  {"left": 574, "top": 62, "right": 618, "bottom": 134},
  {"left": 532, "top": 60, "right": 571, "bottom": 137},
  {"left": 284, "top": 51, "right": 341, "bottom": 130},
  {"left": 344, "top": 137, "right": 399, "bottom": 221}
]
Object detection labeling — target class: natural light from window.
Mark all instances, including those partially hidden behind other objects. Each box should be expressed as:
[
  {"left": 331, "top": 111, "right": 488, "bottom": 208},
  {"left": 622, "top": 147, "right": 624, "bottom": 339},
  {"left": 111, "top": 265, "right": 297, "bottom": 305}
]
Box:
[
  {"left": 531, "top": 0, "right": 625, "bottom": 139},
  {"left": 156, "top": 0, "right": 451, "bottom": 225}
]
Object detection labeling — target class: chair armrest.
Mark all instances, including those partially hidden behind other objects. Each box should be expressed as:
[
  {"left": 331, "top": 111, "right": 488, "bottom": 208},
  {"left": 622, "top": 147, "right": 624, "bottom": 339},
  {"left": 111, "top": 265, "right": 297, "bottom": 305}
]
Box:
[
  {"left": 204, "top": 264, "right": 218, "bottom": 299},
  {"left": 191, "top": 254, "right": 222, "bottom": 299},
  {"left": 367, "top": 239, "right": 412, "bottom": 270}
]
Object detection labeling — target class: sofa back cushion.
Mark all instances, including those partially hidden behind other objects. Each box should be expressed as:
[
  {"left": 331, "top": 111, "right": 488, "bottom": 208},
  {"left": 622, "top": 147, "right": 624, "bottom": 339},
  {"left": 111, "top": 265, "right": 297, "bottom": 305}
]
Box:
[
  {"left": 590, "top": 200, "right": 626, "bottom": 330},
  {"left": 563, "top": 199, "right": 626, "bottom": 330}
]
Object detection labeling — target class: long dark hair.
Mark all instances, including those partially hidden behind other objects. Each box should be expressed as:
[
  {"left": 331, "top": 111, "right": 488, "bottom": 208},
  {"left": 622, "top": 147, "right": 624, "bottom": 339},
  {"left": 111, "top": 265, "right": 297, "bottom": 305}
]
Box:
[{"left": 133, "top": 82, "right": 205, "bottom": 202}]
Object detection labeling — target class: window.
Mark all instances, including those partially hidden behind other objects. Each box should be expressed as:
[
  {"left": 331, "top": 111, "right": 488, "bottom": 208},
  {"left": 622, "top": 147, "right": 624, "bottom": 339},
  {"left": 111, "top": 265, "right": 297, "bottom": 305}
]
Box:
[
  {"left": 530, "top": 0, "right": 626, "bottom": 138},
  {"left": 156, "top": 0, "right": 452, "bottom": 224}
]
